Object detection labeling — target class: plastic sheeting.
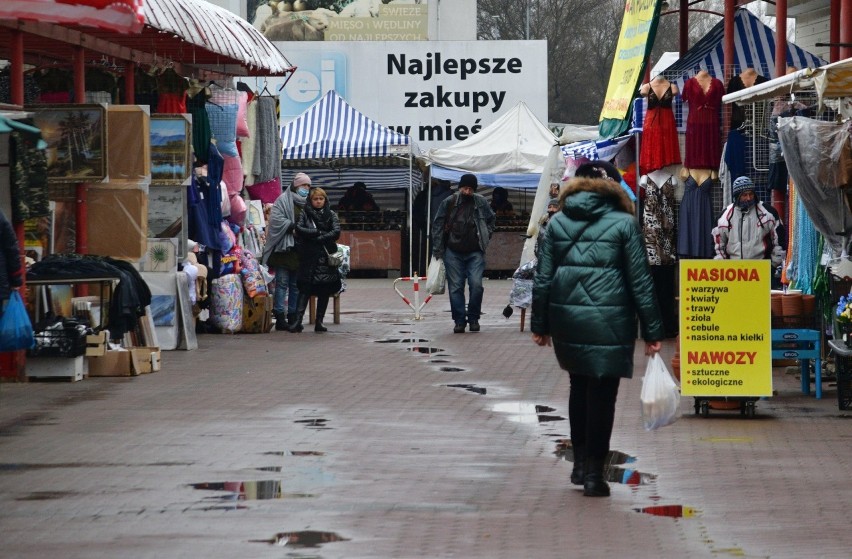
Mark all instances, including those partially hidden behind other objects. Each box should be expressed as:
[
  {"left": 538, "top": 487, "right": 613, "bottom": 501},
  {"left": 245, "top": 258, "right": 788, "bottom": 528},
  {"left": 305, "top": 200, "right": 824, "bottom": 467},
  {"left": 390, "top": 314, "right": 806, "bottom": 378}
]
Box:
[{"left": 776, "top": 116, "right": 852, "bottom": 255}]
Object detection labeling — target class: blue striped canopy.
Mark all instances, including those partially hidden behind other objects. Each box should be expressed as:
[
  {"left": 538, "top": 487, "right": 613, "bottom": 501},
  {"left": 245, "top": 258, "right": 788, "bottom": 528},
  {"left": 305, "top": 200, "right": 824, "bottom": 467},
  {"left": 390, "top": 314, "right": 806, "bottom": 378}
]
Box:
[
  {"left": 280, "top": 90, "right": 411, "bottom": 160},
  {"left": 662, "top": 8, "right": 826, "bottom": 89}
]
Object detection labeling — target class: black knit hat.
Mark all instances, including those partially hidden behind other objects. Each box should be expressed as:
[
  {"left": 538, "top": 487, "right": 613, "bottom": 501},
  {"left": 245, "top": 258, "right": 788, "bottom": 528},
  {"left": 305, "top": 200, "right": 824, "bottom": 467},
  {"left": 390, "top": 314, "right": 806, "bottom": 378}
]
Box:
[{"left": 458, "top": 173, "right": 478, "bottom": 191}]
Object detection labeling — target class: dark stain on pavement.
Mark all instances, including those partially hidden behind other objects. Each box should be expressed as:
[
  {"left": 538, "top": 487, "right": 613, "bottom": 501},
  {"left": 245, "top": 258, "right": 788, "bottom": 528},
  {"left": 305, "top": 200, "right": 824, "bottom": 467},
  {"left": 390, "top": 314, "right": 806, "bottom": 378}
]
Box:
[
  {"left": 250, "top": 530, "right": 350, "bottom": 547},
  {"left": 445, "top": 383, "right": 487, "bottom": 395},
  {"left": 439, "top": 366, "right": 465, "bottom": 372},
  {"left": 16, "top": 491, "right": 79, "bottom": 501},
  {"left": 375, "top": 338, "right": 429, "bottom": 343},
  {"left": 294, "top": 418, "right": 331, "bottom": 429}
]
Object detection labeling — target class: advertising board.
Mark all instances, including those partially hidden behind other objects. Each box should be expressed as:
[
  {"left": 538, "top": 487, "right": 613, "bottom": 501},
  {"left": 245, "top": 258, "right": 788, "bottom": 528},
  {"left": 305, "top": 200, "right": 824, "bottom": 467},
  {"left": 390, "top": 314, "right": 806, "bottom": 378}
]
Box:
[{"left": 262, "top": 40, "right": 548, "bottom": 150}]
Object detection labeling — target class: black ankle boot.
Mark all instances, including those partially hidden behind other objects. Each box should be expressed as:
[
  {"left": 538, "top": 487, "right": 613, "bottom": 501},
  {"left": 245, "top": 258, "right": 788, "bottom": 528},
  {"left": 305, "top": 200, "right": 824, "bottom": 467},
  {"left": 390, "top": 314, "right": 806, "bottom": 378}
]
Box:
[
  {"left": 583, "top": 457, "right": 610, "bottom": 497},
  {"left": 570, "top": 444, "right": 585, "bottom": 486},
  {"left": 287, "top": 312, "right": 297, "bottom": 328},
  {"left": 274, "top": 312, "right": 288, "bottom": 331},
  {"left": 314, "top": 296, "right": 329, "bottom": 333},
  {"left": 289, "top": 293, "right": 310, "bottom": 333}
]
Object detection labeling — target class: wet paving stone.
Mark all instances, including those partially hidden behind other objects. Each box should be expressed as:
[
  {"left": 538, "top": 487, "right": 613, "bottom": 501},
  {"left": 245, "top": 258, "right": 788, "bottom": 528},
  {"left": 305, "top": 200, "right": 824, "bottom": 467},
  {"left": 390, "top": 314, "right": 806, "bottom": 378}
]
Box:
[
  {"left": 250, "top": 530, "right": 350, "bottom": 547},
  {"left": 445, "top": 383, "right": 487, "bottom": 395}
]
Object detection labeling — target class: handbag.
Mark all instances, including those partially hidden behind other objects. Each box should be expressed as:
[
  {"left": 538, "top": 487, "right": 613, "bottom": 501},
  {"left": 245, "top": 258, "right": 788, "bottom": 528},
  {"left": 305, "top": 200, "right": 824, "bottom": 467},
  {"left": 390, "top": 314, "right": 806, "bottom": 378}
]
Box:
[
  {"left": 640, "top": 353, "right": 681, "bottom": 430},
  {"left": 324, "top": 244, "right": 344, "bottom": 267},
  {"left": 0, "top": 291, "right": 35, "bottom": 351},
  {"left": 425, "top": 256, "right": 446, "bottom": 295}
]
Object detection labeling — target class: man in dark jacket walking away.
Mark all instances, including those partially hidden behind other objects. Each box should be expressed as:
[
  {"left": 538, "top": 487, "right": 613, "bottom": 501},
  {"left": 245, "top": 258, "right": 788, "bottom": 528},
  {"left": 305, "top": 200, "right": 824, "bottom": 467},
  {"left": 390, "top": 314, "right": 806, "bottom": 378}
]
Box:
[
  {"left": 432, "top": 174, "right": 496, "bottom": 333},
  {"left": 0, "top": 209, "right": 23, "bottom": 313},
  {"left": 531, "top": 162, "right": 664, "bottom": 497}
]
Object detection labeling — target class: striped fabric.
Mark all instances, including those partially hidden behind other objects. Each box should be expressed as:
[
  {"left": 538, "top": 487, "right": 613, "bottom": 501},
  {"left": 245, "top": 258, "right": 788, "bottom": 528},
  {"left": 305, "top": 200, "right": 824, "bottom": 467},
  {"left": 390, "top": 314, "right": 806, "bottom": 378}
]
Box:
[
  {"left": 281, "top": 90, "right": 411, "bottom": 160},
  {"left": 661, "top": 8, "right": 825, "bottom": 90},
  {"left": 561, "top": 135, "right": 632, "bottom": 162}
]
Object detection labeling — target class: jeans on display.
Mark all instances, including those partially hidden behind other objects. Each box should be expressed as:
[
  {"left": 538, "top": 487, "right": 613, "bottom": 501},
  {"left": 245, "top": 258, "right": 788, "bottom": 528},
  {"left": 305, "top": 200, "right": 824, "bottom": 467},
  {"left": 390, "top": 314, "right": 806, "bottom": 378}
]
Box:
[
  {"left": 273, "top": 267, "right": 299, "bottom": 315},
  {"left": 568, "top": 373, "right": 621, "bottom": 460},
  {"left": 442, "top": 248, "right": 485, "bottom": 324}
]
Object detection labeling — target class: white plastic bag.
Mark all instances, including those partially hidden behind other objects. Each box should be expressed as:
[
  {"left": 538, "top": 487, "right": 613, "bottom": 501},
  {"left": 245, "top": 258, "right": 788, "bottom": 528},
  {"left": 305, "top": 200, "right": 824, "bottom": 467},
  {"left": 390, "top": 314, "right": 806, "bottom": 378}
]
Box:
[
  {"left": 425, "top": 256, "right": 446, "bottom": 295},
  {"left": 640, "top": 353, "right": 681, "bottom": 431}
]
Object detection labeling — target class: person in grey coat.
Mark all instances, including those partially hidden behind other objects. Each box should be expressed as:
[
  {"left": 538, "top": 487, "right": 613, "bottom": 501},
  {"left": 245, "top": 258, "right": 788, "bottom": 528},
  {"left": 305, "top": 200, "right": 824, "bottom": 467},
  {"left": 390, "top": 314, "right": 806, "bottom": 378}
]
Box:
[
  {"left": 531, "top": 161, "right": 664, "bottom": 498},
  {"left": 0, "top": 209, "right": 23, "bottom": 313},
  {"left": 431, "top": 173, "right": 496, "bottom": 333}
]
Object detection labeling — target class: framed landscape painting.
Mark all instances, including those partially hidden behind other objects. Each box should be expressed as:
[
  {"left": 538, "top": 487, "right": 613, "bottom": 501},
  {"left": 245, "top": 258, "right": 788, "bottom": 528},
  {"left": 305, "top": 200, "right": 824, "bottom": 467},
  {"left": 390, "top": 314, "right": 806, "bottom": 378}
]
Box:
[
  {"left": 29, "top": 104, "right": 106, "bottom": 183},
  {"left": 150, "top": 114, "right": 191, "bottom": 185}
]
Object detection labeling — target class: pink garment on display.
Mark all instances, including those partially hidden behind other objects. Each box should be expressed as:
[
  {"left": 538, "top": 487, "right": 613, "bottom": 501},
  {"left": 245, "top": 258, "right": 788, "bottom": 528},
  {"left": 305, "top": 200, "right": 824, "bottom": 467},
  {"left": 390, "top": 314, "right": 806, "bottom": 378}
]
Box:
[
  {"left": 681, "top": 76, "right": 725, "bottom": 170},
  {"left": 222, "top": 154, "right": 244, "bottom": 196},
  {"left": 245, "top": 177, "right": 282, "bottom": 204},
  {"left": 236, "top": 91, "right": 250, "bottom": 138},
  {"left": 227, "top": 192, "right": 247, "bottom": 226}
]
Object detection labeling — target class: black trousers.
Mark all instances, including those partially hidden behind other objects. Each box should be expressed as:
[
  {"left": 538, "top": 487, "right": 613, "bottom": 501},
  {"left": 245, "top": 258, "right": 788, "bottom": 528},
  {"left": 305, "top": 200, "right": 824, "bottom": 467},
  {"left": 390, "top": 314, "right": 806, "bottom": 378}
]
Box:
[
  {"left": 568, "top": 374, "right": 621, "bottom": 460},
  {"left": 651, "top": 264, "right": 677, "bottom": 336}
]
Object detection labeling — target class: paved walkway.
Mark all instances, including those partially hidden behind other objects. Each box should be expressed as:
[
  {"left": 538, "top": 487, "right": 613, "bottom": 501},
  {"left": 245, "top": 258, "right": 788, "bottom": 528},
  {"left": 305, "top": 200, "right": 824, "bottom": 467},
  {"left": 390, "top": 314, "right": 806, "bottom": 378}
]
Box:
[{"left": 1, "top": 278, "right": 851, "bottom": 558}]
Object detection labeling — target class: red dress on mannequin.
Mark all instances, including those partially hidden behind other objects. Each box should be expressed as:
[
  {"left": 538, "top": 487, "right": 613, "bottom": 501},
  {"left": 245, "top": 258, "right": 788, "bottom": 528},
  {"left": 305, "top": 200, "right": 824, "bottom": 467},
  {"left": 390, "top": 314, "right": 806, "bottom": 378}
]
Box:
[
  {"left": 639, "top": 84, "right": 681, "bottom": 174},
  {"left": 681, "top": 73, "right": 725, "bottom": 170}
]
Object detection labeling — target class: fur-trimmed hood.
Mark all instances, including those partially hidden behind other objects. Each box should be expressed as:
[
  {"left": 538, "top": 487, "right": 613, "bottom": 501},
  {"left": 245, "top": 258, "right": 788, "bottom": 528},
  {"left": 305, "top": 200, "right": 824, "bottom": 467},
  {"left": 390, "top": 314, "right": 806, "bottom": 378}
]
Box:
[{"left": 559, "top": 176, "right": 635, "bottom": 219}]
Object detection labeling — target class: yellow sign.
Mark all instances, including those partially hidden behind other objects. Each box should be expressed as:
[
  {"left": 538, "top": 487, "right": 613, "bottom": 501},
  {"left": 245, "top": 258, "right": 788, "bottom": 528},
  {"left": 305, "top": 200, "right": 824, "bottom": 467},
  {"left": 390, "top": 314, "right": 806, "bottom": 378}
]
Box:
[
  {"left": 599, "top": 0, "right": 661, "bottom": 125},
  {"left": 679, "top": 260, "right": 773, "bottom": 397}
]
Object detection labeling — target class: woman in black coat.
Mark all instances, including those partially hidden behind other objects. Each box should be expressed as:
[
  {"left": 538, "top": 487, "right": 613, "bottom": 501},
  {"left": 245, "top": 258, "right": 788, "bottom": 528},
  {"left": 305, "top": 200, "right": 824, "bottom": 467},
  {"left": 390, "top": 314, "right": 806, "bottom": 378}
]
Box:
[
  {"left": 0, "top": 209, "right": 23, "bottom": 311},
  {"left": 289, "top": 187, "right": 341, "bottom": 333}
]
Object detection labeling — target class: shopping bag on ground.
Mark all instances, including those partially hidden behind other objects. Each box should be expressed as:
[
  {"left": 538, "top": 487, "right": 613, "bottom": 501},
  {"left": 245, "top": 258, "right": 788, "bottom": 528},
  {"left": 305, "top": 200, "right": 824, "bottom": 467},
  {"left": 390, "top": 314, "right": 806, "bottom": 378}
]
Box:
[
  {"left": 425, "top": 256, "right": 446, "bottom": 295},
  {"left": 640, "top": 353, "right": 681, "bottom": 431},
  {"left": 0, "top": 291, "right": 35, "bottom": 351}
]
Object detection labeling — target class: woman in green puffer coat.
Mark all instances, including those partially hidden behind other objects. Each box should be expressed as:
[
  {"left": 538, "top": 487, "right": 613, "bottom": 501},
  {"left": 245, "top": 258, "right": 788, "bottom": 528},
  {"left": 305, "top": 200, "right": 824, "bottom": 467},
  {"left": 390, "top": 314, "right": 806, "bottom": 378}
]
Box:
[{"left": 531, "top": 161, "right": 664, "bottom": 498}]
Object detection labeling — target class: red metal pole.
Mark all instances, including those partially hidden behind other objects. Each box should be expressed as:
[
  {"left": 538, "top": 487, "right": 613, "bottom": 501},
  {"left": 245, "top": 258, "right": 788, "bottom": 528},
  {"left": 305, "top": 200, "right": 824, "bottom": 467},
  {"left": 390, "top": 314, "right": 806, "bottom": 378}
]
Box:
[
  {"left": 1, "top": 29, "right": 28, "bottom": 380},
  {"left": 124, "top": 61, "right": 136, "bottom": 104},
  {"left": 831, "top": 0, "right": 841, "bottom": 63},
  {"left": 775, "top": 0, "right": 787, "bottom": 78},
  {"left": 843, "top": 0, "right": 852, "bottom": 60},
  {"left": 723, "top": 0, "right": 735, "bottom": 133}
]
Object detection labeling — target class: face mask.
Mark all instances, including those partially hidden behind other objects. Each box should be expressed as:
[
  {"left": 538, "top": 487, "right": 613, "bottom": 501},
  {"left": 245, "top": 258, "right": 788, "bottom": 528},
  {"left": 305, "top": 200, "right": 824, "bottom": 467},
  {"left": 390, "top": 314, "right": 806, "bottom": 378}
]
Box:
[{"left": 297, "top": 187, "right": 310, "bottom": 197}]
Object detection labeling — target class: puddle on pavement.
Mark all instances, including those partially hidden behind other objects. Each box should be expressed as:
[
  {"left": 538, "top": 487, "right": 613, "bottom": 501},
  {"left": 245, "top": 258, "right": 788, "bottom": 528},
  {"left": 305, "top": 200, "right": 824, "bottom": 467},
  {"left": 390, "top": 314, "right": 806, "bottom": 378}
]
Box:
[
  {"left": 634, "top": 504, "right": 699, "bottom": 518},
  {"left": 430, "top": 359, "right": 450, "bottom": 364},
  {"left": 262, "top": 450, "right": 325, "bottom": 457},
  {"left": 492, "top": 402, "right": 565, "bottom": 424},
  {"left": 16, "top": 491, "right": 78, "bottom": 501},
  {"left": 190, "top": 481, "right": 315, "bottom": 500},
  {"left": 408, "top": 346, "right": 445, "bottom": 354},
  {"left": 446, "top": 383, "right": 486, "bottom": 395},
  {"left": 439, "top": 366, "right": 465, "bottom": 372},
  {"left": 553, "top": 441, "right": 654, "bottom": 485},
  {"left": 251, "top": 530, "right": 350, "bottom": 548},
  {"left": 257, "top": 466, "right": 282, "bottom": 472},
  {"left": 375, "top": 338, "right": 429, "bottom": 344},
  {"left": 294, "top": 419, "right": 331, "bottom": 429}
]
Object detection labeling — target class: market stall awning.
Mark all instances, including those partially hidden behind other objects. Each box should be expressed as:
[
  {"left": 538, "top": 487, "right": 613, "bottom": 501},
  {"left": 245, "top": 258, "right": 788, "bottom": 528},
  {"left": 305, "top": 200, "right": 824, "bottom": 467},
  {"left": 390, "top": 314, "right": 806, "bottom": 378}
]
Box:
[
  {"left": 0, "top": 0, "right": 145, "bottom": 34},
  {"left": 280, "top": 90, "right": 413, "bottom": 160},
  {"left": 0, "top": 0, "right": 294, "bottom": 77},
  {"left": 722, "top": 57, "right": 852, "bottom": 106}
]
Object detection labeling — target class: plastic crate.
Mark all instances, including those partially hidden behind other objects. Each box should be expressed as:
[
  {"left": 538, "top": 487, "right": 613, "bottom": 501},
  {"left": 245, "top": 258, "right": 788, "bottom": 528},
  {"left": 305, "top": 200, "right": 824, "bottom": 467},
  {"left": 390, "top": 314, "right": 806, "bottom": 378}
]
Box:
[{"left": 27, "top": 327, "right": 88, "bottom": 358}]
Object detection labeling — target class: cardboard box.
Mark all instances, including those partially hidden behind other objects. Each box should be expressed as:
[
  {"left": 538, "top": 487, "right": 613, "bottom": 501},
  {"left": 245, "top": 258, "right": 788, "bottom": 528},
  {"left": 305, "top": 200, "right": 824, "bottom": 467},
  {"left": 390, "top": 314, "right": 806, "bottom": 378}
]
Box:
[
  {"left": 130, "top": 347, "right": 161, "bottom": 374},
  {"left": 88, "top": 350, "right": 136, "bottom": 377},
  {"left": 85, "top": 331, "right": 108, "bottom": 357}
]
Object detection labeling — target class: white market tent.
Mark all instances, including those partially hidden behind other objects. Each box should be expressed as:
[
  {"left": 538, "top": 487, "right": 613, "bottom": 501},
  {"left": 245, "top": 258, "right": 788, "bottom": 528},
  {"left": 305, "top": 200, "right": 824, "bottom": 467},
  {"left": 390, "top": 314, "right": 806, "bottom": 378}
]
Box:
[{"left": 425, "top": 101, "right": 558, "bottom": 189}]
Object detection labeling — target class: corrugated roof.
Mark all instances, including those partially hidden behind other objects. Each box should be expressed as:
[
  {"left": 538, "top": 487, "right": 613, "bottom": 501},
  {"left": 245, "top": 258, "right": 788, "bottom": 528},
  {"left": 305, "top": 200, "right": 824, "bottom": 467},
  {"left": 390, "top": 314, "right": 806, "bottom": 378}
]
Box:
[{"left": 0, "top": 0, "right": 295, "bottom": 77}]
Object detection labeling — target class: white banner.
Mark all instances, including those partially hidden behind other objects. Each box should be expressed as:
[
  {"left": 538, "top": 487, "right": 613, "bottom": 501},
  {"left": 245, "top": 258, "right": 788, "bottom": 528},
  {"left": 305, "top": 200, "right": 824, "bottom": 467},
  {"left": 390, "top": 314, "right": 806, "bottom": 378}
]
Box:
[{"left": 261, "top": 40, "right": 549, "bottom": 150}]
